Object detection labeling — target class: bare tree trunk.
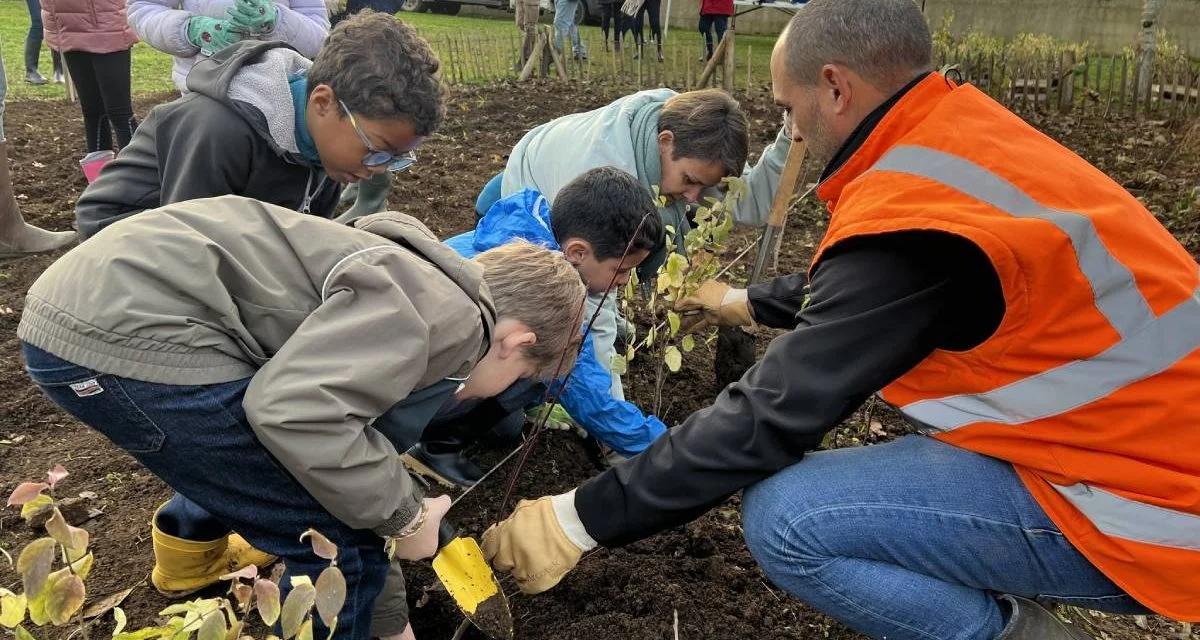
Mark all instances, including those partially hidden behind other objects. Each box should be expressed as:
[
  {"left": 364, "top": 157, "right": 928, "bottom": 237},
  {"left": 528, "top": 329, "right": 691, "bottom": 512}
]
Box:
[{"left": 1135, "top": 0, "right": 1162, "bottom": 102}]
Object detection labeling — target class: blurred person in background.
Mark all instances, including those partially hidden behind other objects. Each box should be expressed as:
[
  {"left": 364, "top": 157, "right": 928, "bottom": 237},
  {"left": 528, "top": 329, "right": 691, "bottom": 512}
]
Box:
[
  {"left": 0, "top": 49, "right": 76, "bottom": 257},
  {"left": 23, "top": 0, "right": 65, "bottom": 85},
  {"left": 41, "top": 0, "right": 138, "bottom": 182}
]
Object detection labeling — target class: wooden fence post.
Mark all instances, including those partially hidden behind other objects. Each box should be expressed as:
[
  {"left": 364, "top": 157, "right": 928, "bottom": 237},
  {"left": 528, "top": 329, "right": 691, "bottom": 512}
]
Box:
[
  {"left": 1058, "top": 50, "right": 1076, "bottom": 114},
  {"left": 721, "top": 28, "right": 736, "bottom": 92}
]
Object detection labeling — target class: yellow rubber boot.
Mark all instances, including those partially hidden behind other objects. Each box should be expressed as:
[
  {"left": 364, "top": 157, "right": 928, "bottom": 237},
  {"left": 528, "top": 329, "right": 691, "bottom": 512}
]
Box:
[{"left": 150, "top": 507, "right": 277, "bottom": 598}]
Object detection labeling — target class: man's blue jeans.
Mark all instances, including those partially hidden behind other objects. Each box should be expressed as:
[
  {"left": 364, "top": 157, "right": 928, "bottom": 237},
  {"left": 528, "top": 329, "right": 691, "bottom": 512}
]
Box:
[
  {"left": 742, "top": 435, "right": 1149, "bottom": 640},
  {"left": 21, "top": 343, "right": 389, "bottom": 640},
  {"left": 553, "top": 0, "right": 585, "bottom": 57}
]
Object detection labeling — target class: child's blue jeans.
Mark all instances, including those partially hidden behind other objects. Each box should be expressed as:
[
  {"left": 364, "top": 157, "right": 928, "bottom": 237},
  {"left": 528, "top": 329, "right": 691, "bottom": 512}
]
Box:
[
  {"left": 742, "top": 435, "right": 1149, "bottom": 639},
  {"left": 21, "top": 342, "right": 390, "bottom": 640}
]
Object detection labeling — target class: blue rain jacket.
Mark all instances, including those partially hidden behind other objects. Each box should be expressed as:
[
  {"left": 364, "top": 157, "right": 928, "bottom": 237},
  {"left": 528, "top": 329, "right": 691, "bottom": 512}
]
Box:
[{"left": 445, "top": 189, "right": 668, "bottom": 456}]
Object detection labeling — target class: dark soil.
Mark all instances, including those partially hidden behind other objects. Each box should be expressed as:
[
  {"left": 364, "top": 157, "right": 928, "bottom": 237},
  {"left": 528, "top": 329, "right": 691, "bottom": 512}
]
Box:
[{"left": 2, "top": 81, "right": 1197, "bottom": 640}]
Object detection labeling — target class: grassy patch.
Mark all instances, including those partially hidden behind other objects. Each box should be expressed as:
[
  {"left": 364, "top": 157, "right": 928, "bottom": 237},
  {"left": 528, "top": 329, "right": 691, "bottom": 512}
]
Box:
[
  {"left": 1, "top": 1, "right": 781, "bottom": 103},
  {"left": 1, "top": 0, "right": 174, "bottom": 101}
]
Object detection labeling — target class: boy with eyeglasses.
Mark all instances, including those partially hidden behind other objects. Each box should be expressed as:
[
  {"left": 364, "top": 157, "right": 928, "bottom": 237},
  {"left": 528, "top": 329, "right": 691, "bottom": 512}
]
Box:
[{"left": 72, "top": 10, "right": 442, "bottom": 240}]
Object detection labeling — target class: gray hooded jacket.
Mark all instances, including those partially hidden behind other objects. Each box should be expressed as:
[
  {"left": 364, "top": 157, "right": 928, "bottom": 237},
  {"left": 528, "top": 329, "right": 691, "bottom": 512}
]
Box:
[
  {"left": 21, "top": 197, "right": 495, "bottom": 536},
  {"left": 74, "top": 41, "right": 342, "bottom": 240}
]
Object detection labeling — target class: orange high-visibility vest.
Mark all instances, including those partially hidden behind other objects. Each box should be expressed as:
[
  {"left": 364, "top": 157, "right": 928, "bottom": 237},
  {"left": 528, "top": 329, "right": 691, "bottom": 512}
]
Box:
[{"left": 811, "top": 73, "right": 1200, "bottom": 620}]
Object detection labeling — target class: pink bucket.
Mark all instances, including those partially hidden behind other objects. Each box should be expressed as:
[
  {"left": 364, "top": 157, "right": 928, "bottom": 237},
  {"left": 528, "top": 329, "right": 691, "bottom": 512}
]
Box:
[{"left": 79, "top": 150, "right": 115, "bottom": 184}]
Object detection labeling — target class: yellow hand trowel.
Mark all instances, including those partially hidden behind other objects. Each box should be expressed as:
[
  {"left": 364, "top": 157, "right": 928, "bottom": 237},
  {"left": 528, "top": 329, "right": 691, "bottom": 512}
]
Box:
[{"left": 433, "top": 520, "right": 514, "bottom": 640}]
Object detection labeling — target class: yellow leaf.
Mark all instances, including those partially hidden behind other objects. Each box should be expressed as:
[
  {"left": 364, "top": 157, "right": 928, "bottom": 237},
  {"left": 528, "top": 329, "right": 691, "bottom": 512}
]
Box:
[
  {"left": 19, "top": 495, "right": 53, "bottom": 524},
  {"left": 1, "top": 593, "right": 27, "bottom": 628},
  {"left": 313, "top": 567, "right": 346, "bottom": 628},
  {"left": 113, "top": 607, "right": 128, "bottom": 635},
  {"left": 197, "top": 610, "right": 227, "bottom": 640},
  {"left": 280, "top": 582, "right": 316, "bottom": 639},
  {"left": 610, "top": 354, "right": 627, "bottom": 376},
  {"left": 667, "top": 311, "right": 681, "bottom": 337},
  {"left": 43, "top": 574, "right": 85, "bottom": 625},
  {"left": 296, "top": 619, "right": 313, "bottom": 640},
  {"left": 665, "top": 347, "right": 682, "bottom": 373},
  {"left": 66, "top": 552, "right": 93, "bottom": 581},
  {"left": 16, "top": 538, "right": 56, "bottom": 598},
  {"left": 682, "top": 335, "right": 696, "bottom": 353}
]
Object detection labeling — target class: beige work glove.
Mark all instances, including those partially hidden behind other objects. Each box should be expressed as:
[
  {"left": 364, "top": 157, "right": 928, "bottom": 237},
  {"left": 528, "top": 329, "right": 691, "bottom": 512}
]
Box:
[
  {"left": 481, "top": 492, "right": 595, "bottom": 594},
  {"left": 675, "top": 279, "right": 754, "bottom": 333}
]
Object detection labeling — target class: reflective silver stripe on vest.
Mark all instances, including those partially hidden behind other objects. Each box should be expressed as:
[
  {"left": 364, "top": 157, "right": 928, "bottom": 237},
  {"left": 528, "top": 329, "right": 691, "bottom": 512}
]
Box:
[
  {"left": 900, "top": 284, "right": 1200, "bottom": 429},
  {"left": 868, "top": 145, "right": 1200, "bottom": 430},
  {"left": 871, "top": 145, "right": 1155, "bottom": 338},
  {"left": 867, "top": 145, "right": 1200, "bottom": 550},
  {"left": 1052, "top": 483, "right": 1200, "bottom": 551}
]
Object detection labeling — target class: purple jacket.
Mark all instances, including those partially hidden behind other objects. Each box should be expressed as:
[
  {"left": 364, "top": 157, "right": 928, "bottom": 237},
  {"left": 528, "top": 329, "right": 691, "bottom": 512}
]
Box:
[
  {"left": 43, "top": 0, "right": 138, "bottom": 54},
  {"left": 127, "top": 0, "right": 329, "bottom": 91}
]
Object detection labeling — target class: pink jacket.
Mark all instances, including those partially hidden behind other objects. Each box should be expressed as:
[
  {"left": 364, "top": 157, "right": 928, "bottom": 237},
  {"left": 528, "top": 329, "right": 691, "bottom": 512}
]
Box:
[{"left": 43, "top": 0, "right": 138, "bottom": 54}]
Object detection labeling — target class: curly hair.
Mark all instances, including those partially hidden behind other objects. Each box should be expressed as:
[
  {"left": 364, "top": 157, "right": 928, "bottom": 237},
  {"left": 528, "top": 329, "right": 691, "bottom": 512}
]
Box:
[{"left": 307, "top": 10, "right": 447, "bottom": 136}]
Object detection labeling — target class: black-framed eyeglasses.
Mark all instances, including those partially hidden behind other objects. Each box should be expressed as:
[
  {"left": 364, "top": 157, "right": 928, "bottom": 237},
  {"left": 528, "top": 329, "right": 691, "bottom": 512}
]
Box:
[{"left": 338, "top": 99, "right": 417, "bottom": 172}]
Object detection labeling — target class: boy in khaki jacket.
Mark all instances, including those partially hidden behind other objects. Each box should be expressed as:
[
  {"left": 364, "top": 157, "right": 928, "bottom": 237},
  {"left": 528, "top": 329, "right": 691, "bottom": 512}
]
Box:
[{"left": 18, "top": 195, "right": 585, "bottom": 640}]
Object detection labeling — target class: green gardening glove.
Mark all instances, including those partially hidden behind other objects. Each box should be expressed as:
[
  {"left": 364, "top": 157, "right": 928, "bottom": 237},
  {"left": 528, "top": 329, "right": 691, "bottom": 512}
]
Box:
[
  {"left": 226, "top": 0, "right": 278, "bottom": 37},
  {"left": 186, "top": 16, "right": 243, "bottom": 56}
]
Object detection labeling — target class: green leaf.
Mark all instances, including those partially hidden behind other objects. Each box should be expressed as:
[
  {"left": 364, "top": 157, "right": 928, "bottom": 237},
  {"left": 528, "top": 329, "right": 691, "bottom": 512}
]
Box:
[
  {"left": 14, "top": 625, "right": 37, "bottom": 640},
  {"left": 44, "top": 509, "right": 89, "bottom": 561},
  {"left": 280, "top": 582, "right": 316, "bottom": 639},
  {"left": 255, "top": 579, "right": 281, "bottom": 626},
  {"left": 158, "top": 604, "right": 196, "bottom": 617},
  {"left": 664, "top": 347, "right": 682, "bottom": 373},
  {"left": 609, "top": 354, "right": 627, "bottom": 376},
  {"left": 313, "top": 567, "right": 345, "bottom": 628},
  {"left": 1, "top": 592, "right": 27, "bottom": 628},
  {"left": 197, "top": 610, "right": 227, "bottom": 640},
  {"left": 645, "top": 325, "right": 656, "bottom": 348},
  {"left": 19, "top": 495, "right": 53, "bottom": 523},
  {"left": 113, "top": 607, "right": 128, "bottom": 636},
  {"left": 300, "top": 530, "right": 338, "bottom": 562},
  {"left": 682, "top": 335, "right": 696, "bottom": 353},
  {"left": 44, "top": 574, "right": 85, "bottom": 625},
  {"left": 113, "top": 626, "right": 177, "bottom": 640},
  {"left": 17, "top": 538, "right": 56, "bottom": 598},
  {"left": 667, "top": 311, "right": 681, "bottom": 337}
]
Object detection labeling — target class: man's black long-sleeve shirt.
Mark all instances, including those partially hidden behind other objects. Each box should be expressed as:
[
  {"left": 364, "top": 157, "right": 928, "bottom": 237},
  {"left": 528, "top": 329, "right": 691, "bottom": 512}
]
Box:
[{"left": 574, "top": 229, "right": 1005, "bottom": 546}]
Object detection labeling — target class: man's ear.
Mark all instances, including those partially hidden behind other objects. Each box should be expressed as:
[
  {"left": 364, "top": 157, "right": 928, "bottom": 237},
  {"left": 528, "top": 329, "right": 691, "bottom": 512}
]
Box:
[
  {"left": 308, "top": 84, "right": 337, "bottom": 118},
  {"left": 820, "top": 64, "right": 854, "bottom": 115},
  {"left": 560, "top": 238, "right": 593, "bottom": 266}
]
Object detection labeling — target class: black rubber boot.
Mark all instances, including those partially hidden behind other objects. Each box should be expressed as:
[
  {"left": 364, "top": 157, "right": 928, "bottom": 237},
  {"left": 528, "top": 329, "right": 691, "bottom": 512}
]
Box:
[
  {"left": 24, "top": 38, "right": 47, "bottom": 85},
  {"left": 995, "top": 595, "right": 1093, "bottom": 640},
  {"left": 402, "top": 421, "right": 487, "bottom": 489}
]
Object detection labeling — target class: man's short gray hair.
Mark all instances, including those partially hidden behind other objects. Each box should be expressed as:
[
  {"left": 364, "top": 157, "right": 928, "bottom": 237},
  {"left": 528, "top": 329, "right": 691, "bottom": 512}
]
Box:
[{"left": 782, "top": 0, "right": 933, "bottom": 91}]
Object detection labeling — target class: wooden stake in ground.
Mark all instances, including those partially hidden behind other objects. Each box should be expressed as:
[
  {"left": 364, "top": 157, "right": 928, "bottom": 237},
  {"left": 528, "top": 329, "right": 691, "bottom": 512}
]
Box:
[
  {"left": 518, "top": 31, "right": 547, "bottom": 82},
  {"left": 697, "top": 32, "right": 729, "bottom": 88},
  {"left": 721, "top": 28, "right": 737, "bottom": 92},
  {"left": 543, "top": 26, "right": 569, "bottom": 81}
]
